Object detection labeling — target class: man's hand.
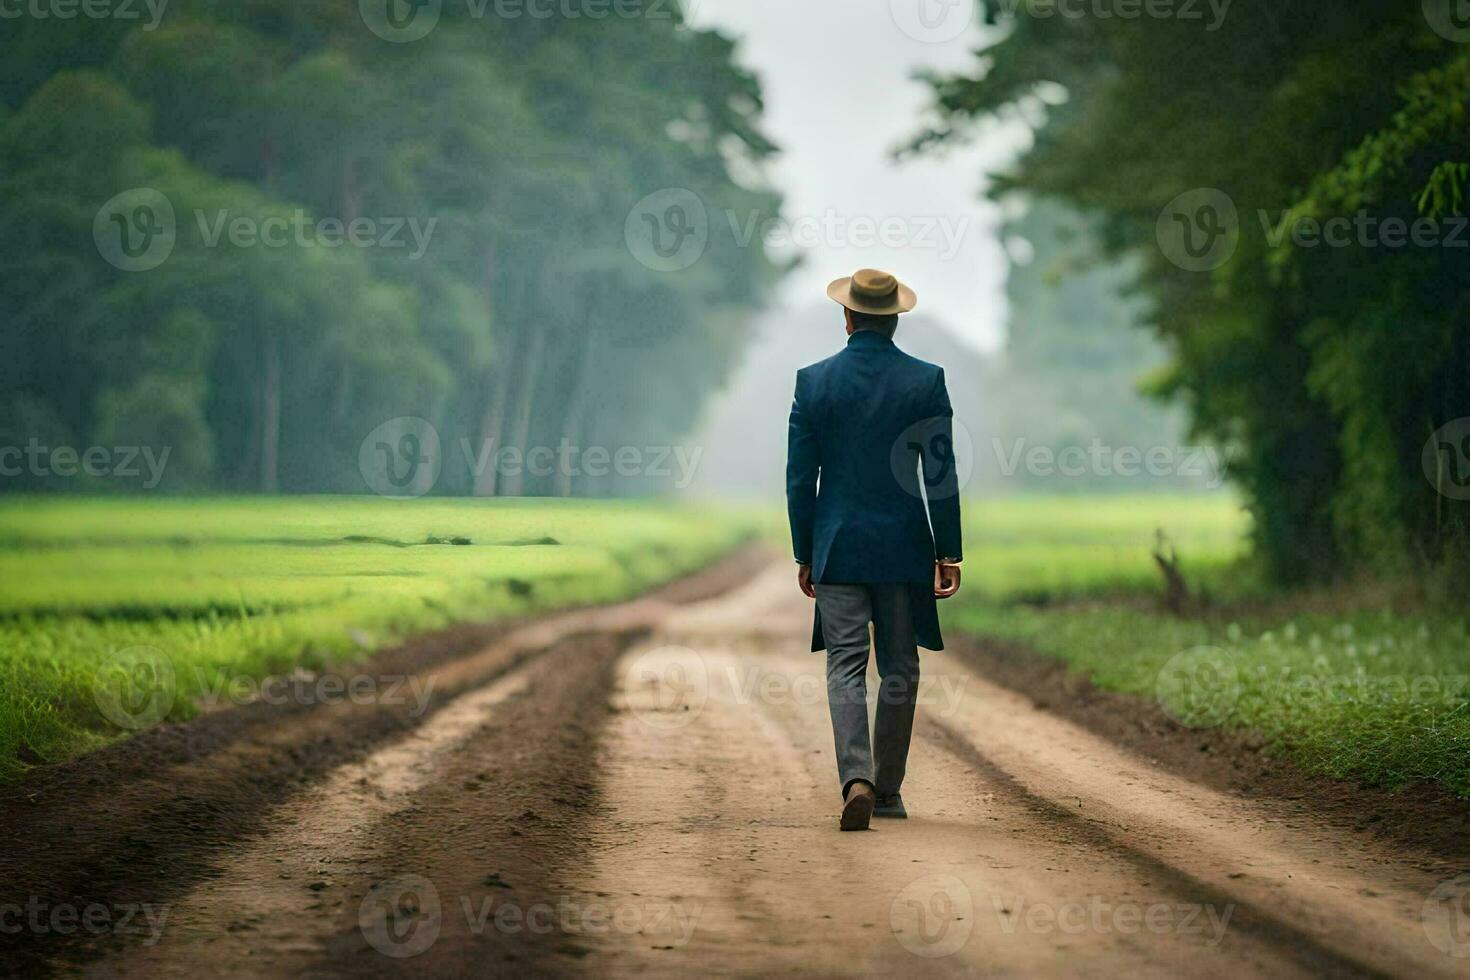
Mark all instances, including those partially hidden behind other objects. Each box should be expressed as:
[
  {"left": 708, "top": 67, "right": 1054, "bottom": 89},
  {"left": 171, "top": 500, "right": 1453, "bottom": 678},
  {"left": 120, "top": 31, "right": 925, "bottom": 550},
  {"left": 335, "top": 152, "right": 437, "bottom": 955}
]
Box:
[
  {"left": 934, "top": 562, "right": 961, "bottom": 599},
  {"left": 797, "top": 563, "right": 815, "bottom": 599}
]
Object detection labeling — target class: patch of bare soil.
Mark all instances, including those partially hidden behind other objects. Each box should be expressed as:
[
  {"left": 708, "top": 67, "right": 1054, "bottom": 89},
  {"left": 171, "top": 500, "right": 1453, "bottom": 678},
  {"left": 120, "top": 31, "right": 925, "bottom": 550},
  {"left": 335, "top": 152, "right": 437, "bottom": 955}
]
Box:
[
  {"left": 0, "top": 544, "right": 767, "bottom": 976},
  {"left": 5, "top": 552, "right": 1468, "bottom": 978}
]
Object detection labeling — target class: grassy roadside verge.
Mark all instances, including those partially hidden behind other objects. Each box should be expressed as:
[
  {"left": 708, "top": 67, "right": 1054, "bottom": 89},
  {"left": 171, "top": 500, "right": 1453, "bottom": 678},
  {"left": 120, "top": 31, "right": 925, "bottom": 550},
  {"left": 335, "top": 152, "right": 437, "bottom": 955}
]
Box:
[
  {"left": 944, "top": 493, "right": 1470, "bottom": 797},
  {"left": 0, "top": 496, "right": 756, "bottom": 778}
]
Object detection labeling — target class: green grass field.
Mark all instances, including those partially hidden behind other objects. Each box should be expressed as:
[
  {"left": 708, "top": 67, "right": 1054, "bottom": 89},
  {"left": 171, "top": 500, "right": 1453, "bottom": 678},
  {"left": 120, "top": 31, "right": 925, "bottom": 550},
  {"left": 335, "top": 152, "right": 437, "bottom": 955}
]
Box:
[
  {"left": 0, "top": 497, "right": 755, "bottom": 778},
  {"left": 945, "top": 493, "right": 1470, "bottom": 796},
  {"left": 9, "top": 491, "right": 1469, "bottom": 797},
  {"left": 956, "top": 493, "right": 1252, "bottom": 602}
]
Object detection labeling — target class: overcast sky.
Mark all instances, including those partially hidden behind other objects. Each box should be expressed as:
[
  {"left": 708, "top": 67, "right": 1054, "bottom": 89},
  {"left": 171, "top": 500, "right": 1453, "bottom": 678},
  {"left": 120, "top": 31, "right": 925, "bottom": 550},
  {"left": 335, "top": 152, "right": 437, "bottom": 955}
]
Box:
[{"left": 689, "top": 0, "right": 1029, "bottom": 353}]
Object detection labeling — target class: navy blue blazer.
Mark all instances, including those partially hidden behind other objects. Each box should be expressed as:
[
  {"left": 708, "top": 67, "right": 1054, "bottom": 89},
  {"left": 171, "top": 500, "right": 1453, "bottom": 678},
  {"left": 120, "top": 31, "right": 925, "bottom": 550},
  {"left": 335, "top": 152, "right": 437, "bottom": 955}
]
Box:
[{"left": 786, "top": 330, "right": 963, "bottom": 651}]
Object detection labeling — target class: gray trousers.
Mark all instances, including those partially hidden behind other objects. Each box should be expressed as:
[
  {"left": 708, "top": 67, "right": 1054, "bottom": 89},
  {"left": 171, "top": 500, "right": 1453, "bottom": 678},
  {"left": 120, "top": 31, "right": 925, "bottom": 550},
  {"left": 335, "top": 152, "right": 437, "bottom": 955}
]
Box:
[{"left": 813, "top": 583, "right": 921, "bottom": 798}]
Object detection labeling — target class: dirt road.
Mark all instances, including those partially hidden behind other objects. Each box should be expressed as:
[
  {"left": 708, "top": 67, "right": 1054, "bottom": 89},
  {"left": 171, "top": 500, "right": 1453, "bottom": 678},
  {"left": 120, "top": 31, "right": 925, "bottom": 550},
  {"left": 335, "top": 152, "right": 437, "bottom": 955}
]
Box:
[{"left": 6, "top": 553, "right": 1469, "bottom": 977}]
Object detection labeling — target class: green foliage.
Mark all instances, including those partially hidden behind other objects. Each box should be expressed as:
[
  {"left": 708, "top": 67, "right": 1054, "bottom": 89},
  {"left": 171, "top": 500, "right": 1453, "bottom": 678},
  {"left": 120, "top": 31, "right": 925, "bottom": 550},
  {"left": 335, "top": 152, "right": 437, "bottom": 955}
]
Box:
[
  {"left": 916, "top": 2, "right": 1470, "bottom": 588},
  {"left": 944, "top": 488, "right": 1470, "bottom": 795},
  {"left": 1418, "top": 162, "right": 1469, "bottom": 221},
  {"left": 0, "top": 0, "right": 782, "bottom": 496},
  {"left": 955, "top": 493, "right": 1249, "bottom": 601},
  {"left": 0, "top": 496, "right": 756, "bottom": 778},
  {"left": 950, "top": 602, "right": 1470, "bottom": 795}
]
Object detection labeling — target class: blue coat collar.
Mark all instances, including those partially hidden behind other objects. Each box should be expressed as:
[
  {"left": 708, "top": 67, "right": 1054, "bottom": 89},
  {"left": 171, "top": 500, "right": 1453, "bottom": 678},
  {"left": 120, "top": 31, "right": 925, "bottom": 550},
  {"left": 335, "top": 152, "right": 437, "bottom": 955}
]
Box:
[{"left": 845, "top": 330, "right": 895, "bottom": 350}]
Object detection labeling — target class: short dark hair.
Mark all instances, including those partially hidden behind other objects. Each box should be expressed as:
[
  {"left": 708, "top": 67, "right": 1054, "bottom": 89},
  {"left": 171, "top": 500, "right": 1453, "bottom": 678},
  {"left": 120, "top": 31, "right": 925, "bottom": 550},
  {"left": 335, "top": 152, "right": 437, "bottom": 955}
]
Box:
[{"left": 850, "top": 311, "right": 899, "bottom": 337}]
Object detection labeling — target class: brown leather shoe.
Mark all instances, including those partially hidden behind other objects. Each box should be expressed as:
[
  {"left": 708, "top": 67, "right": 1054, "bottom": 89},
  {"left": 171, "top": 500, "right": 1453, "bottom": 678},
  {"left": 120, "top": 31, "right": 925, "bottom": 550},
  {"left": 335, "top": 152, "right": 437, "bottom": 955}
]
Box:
[{"left": 840, "top": 781, "right": 876, "bottom": 831}]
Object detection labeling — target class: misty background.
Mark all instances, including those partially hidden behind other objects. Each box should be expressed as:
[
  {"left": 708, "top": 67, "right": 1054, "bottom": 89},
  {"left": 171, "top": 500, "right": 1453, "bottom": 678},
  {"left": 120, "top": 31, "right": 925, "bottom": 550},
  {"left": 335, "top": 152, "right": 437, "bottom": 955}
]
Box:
[{"left": 687, "top": 0, "right": 1193, "bottom": 498}]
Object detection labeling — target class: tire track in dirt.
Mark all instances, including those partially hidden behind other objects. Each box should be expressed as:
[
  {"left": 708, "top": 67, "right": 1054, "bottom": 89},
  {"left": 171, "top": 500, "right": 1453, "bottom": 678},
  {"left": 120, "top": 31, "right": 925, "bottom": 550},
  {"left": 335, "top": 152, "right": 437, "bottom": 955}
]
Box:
[
  {"left": 558, "top": 563, "right": 1463, "bottom": 977},
  {"left": 917, "top": 652, "right": 1456, "bottom": 977},
  {"left": 10, "top": 552, "right": 1468, "bottom": 977},
  {"left": 2, "top": 547, "right": 765, "bottom": 976}
]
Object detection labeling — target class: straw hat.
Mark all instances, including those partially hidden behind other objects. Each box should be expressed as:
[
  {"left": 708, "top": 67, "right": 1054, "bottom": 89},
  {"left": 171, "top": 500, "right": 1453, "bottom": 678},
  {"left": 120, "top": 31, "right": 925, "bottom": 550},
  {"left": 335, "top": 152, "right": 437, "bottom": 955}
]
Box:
[{"left": 826, "top": 268, "right": 918, "bottom": 315}]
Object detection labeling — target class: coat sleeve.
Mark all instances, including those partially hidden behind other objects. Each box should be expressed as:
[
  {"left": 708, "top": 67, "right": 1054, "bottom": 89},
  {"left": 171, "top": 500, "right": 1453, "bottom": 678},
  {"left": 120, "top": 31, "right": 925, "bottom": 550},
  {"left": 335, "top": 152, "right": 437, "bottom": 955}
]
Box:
[
  {"left": 786, "top": 370, "right": 819, "bottom": 566},
  {"left": 922, "top": 368, "right": 963, "bottom": 563}
]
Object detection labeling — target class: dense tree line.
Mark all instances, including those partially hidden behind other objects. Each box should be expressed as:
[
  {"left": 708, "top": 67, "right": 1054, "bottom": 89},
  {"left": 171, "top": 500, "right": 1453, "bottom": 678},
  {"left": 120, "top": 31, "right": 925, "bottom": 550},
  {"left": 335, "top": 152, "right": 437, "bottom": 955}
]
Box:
[
  {"left": 0, "top": 0, "right": 782, "bottom": 495},
  {"left": 917, "top": 2, "right": 1470, "bottom": 587}
]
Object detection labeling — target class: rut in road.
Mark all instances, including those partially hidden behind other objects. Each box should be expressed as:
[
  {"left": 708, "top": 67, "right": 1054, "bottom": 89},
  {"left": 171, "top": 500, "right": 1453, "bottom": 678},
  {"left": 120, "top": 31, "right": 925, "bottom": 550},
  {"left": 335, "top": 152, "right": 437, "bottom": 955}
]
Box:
[{"left": 71, "top": 559, "right": 1463, "bottom": 977}]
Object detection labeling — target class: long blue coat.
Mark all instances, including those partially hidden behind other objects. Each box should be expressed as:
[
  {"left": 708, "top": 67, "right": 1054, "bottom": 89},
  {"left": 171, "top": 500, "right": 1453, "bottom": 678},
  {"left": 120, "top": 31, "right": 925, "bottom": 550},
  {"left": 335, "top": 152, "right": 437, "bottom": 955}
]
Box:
[{"left": 786, "top": 329, "right": 964, "bottom": 652}]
